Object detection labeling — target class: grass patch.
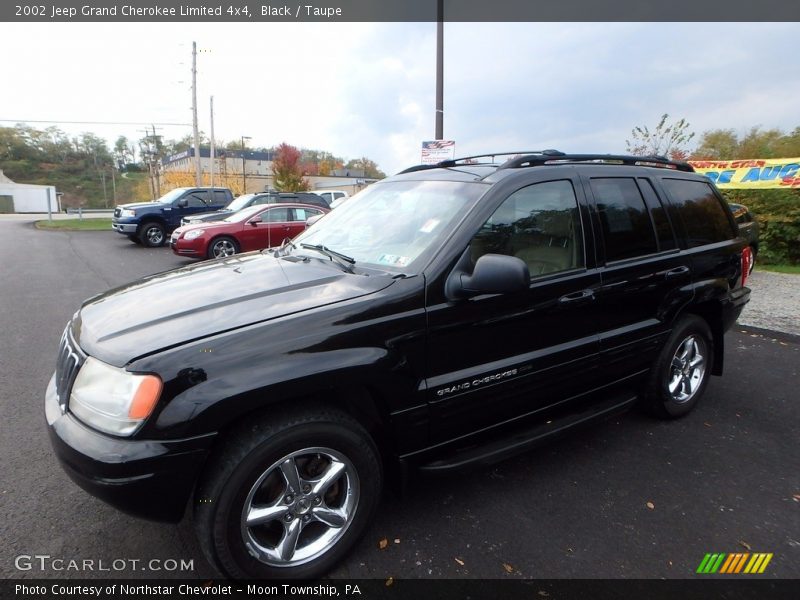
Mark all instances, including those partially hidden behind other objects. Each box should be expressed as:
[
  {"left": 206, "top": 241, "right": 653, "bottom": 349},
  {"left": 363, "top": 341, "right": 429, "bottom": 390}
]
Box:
[
  {"left": 36, "top": 218, "right": 112, "bottom": 231},
  {"left": 759, "top": 263, "right": 800, "bottom": 275}
]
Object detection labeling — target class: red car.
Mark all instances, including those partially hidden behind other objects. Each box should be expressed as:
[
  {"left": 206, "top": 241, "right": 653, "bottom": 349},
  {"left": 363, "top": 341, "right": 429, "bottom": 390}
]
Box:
[{"left": 170, "top": 203, "right": 328, "bottom": 259}]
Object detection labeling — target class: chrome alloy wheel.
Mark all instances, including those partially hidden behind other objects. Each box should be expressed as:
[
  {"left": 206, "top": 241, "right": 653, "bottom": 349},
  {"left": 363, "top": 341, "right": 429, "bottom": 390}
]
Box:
[
  {"left": 211, "top": 239, "right": 236, "bottom": 258},
  {"left": 145, "top": 226, "right": 164, "bottom": 245},
  {"left": 668, "top": 334, "right": 707, "bottom": 404},
  {"left": 240, "top": 448, "right": 359, "bottom": 567}
]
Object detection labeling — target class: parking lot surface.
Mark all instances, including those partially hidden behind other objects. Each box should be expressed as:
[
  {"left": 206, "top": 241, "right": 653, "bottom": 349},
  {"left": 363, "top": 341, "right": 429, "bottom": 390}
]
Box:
[{"left": 1, "top": 219, "right": 798, "bottom": 579}]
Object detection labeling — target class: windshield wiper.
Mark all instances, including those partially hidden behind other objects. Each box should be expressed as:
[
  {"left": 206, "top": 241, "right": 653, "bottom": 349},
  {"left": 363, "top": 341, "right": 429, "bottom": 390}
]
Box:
[{"left": 300, "top": 243, "right": 356, "bottom": 273}]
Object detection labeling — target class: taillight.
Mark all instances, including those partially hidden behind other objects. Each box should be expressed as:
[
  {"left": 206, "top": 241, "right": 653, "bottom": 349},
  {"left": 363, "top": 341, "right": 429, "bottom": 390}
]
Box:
[{"left": 741, "top": 246, "right": 752, "bottom": 286}]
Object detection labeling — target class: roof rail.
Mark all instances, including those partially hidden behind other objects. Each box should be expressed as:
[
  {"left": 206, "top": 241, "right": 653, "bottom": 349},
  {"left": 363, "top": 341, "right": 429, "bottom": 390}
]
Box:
[
  {"left": 397, "top": 150, "right": 565, "bottom": 174},
  {"left": 498, "top": 153, "right": 695, "bottom": 172}
]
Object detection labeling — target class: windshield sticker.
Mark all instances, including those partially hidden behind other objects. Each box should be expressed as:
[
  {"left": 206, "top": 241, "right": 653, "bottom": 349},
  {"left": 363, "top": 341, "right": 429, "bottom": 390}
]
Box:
[
  {"left": 419, "top": 218, "right": 440, "bottom": 233},
  {"left": 377, "top": 254, "right": 410, "bottom": 266}
]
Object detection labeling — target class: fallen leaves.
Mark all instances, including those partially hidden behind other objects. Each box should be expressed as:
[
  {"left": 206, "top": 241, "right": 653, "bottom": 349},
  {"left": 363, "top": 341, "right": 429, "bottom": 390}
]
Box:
[
  {"left": 378, "top": 538, "right": 389, "bottom": 550},
  {"left": 454, "top": 557, "right": 465, "bottom": 566},
  {"left": 739, "top": 540, "right": 752, "bottom": 551},
  {"left": 385, "top": 577, "right": 394, "bottom": 587},
  {"left": 503, "top": 563, "right": 515, "bottom": 574},
  {"left": 646, "top": 501, "right": 655, "bottom": 510},
  {"left": 792, "top": 494, "right": 800, "bottom": 503}
]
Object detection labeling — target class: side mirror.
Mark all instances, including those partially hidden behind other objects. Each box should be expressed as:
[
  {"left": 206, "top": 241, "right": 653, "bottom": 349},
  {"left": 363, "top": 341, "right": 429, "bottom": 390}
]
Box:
[
  {"left": 247, "top": 218, "right": 260, "bottom": 226},
  {"left": 177, "top": 198, "right": 188, "bottom": 207},
  {"left": 306, "top": 214, "right": 324, "bottom": 228},
  {"left": 447, "top": 254, "right": 529, "bottom": 299}
]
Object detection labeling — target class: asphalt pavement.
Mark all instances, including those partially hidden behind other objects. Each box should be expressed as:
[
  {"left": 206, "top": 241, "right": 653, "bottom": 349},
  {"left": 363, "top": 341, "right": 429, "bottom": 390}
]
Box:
[{"left": 0, "top": 218, "right": 798, "bottom": 580}]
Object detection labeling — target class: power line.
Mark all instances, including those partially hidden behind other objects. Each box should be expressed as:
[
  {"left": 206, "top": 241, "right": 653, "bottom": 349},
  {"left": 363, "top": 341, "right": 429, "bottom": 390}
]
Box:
[{"left": 0, "top": 119, "right": 191, "bottom": 127}]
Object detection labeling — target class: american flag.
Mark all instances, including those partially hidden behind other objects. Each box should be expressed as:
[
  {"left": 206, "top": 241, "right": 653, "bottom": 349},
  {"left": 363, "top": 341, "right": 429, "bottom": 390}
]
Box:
[{"left": 423, "top": 140, "right": 455, "bottom": 150}]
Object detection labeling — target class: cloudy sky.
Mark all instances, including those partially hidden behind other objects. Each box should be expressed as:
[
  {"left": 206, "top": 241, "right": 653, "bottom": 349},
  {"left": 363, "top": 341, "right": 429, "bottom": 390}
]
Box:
[{"left": 1, "top": 22, "right": 798, "bottom": 173}]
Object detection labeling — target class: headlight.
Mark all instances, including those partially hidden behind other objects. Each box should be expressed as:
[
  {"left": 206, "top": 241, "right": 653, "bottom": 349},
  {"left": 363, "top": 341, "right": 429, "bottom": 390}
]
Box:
[
  {"left": 184, "top": 229, "right": 205, "bottom": 240},
  {"left": 69, "top": 357, "right": 162, "bottom": 436},
  {"left": 119, "top": 209, "right": 136, "bottom": 218}
]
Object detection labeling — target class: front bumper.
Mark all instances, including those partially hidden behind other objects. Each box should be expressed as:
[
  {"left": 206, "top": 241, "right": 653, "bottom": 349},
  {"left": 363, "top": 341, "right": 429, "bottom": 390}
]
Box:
[
  {"left": 170, "top": 235, "right": 204, "bottom": 257},
  {"left": 111, "top": 219, "right": 138, "bottom": 235},
  {"left": 45, "top": 373, "right": 216, "bottom": 523}
]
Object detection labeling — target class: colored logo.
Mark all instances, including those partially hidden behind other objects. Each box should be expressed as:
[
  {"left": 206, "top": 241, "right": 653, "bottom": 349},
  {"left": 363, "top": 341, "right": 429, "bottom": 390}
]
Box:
[{"left": 696, "top": 553, "right": 773, "bottom": 574}]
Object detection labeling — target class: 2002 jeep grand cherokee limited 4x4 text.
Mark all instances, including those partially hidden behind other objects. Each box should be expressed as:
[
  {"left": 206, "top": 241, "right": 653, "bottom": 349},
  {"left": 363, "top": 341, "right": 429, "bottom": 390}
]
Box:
[{"left": 46, "top": 151, "right": 751, "bottom": 579}]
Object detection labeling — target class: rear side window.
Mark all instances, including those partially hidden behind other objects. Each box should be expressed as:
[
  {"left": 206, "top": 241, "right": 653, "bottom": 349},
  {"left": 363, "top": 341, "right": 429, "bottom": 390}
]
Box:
[
  {"left": 662, "top": 179, "right": 737, "bottom": 247},
  {"left": 213, "top": 190, "right": 229, "bottom": 203},
  {"left": 591, "top": 178, "right": 658, "bottom": 262}
]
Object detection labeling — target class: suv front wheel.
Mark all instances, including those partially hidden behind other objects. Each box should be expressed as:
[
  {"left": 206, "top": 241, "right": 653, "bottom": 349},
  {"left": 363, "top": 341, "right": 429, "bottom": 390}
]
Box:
[
  {"left": 194, "top": 408, "right": 382, "bottom": 579},
  {"left": 643, "top": 315, "right": 714, "bottom": 419},
  {"left": 139, "top": 222, "right": 166, "bottom": 247}
]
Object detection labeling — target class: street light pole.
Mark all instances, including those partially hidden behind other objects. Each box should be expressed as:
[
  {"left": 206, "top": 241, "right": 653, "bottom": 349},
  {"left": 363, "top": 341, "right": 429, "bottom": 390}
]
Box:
[
  {"left": 241, "top": 135, "right": 251, "bottom": 193},
  {"left": 435, "top": 0, "right": 444, "bottom": 140}
]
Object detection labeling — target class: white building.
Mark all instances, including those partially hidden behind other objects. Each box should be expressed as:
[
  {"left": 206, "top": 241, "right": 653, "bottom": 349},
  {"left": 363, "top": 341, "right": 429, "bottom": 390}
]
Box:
[{"left": 0, "top": 170, "right": 59, "bottom": 213}]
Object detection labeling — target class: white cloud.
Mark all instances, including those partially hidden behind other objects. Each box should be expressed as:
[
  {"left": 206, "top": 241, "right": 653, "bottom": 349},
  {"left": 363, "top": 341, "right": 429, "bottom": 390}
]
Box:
[{"left": 1, "top": 21, "right": 798, "bottom": 175}]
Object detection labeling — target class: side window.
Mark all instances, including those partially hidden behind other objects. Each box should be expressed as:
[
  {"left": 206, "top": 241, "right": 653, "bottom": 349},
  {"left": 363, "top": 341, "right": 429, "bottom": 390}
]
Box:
[
  {"left": 471, "top": 180, "right": 584, "bottom": 277},
  {"left": 662, "top": 179, "right": 737, "bottom": 247},
  {"left": 591, "top": 178, "right": 658, "bottom": 262},
  {"left": 186, "top": 192, "right": 208, "bottom": 208},
  {"left": 252, "top": 195, "right": 273, "bottom": 206},
  {"left": 638, "top": 178, "right": 677, "bottom": 251},
  {"left": 292, "top": 208, "right": 321, "bottom": 221},
  {"left": 334, "top": 192, "right": 345, "bottom": 200},
  {"left": 264, "top": 208, "right": 290, "bottom": 223},
  {"left": 213, "top": 190, "right": 229, "bottom": 204}
]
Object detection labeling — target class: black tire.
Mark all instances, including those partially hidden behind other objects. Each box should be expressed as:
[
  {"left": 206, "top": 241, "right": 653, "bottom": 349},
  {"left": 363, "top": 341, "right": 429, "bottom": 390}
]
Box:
[
  {"left": 127, "top": 234, "right": 142, "bottom": 245},
  {"left": 207, "top": 236, "right": 239, "bottom": 260},
  {"left": 194, "top": 408, "right": 382, "bottom": 580},
  {"left": 642, "top": 315, "right": 714, "bottom": 419},
  {"left": 139, "top": 221, "right": 166, "bottom": 247}
]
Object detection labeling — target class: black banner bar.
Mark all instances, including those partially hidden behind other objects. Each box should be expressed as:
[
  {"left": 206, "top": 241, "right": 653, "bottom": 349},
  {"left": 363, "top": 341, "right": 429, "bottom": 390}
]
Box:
[
  {"left": 2, "top": 0, "right": 800, "bottom": 22},
  {"left": 3, "top": 579, "right": 800, "bottom": 600}
]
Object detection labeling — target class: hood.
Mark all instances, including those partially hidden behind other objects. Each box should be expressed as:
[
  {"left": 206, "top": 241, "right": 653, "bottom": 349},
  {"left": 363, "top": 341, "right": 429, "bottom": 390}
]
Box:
[
  {"left": 118, "top": 201, "right": 166, "bottom": 211},
  {"left": 73, "top": 253, "right": 395, "bottom": 367}
]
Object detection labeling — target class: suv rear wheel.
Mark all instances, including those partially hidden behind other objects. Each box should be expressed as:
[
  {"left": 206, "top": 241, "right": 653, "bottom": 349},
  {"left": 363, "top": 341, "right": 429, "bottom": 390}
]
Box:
[
  {"left": 194, "top": 408, "right": 382, "bottom": 579},
  {"left": 643, "top": 315, "right": 713, "bottom": 419}
]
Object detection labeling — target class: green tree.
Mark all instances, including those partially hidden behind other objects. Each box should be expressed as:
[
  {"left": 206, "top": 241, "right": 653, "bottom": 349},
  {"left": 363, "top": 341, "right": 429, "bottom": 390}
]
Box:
[
  {"left": 272, "top": 143, "right": 310, "bottom": 191},
  {"left": 692, "top": 126, "right": 800, "bottom": 160},
  {"left": 344, "top": 157, "right": 386, "bottom": 179},
  {"left": 626, "top": 113, "right": 695, "bottom": 160}
]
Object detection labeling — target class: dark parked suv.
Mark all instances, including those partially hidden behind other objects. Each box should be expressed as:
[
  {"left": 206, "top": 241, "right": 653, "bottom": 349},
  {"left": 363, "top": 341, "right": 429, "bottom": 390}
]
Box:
[
  {"left": 181, "top": 192, "right": 330, "bottom": 226},
  {"left": 46, "top": 151, "right": 751, "bottom": 579},
  {"left": 112, "top": 187, "right": 233, "bottom": 246}
]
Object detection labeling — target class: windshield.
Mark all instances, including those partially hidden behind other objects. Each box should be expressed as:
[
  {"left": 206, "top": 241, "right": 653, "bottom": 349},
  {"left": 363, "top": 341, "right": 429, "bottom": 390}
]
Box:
[
  {"left": 156, "top": 188, "right": 188, "bottom": 204},
  {"left": 293, "top": 180, "right": 486, "bottom": 272},
  {"left": 222, "top": 204, "right": 265, "bottom": 223},
  {"left": 226, "top": 194, "right": 256, "bottom": 211}
]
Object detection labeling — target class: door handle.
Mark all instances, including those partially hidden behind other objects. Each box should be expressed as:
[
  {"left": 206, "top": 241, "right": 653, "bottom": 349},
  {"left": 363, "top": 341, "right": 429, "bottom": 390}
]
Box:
[
  {"left": 558, "top": 290, "right": 595, "bottom": 304},
  {"left": 665, "top": 266, "right": 690, "bottom": 279}
]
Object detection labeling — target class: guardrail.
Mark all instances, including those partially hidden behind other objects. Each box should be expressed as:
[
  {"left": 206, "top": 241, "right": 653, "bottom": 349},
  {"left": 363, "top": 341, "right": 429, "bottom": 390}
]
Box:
[{"left": 65, "top": 208, "right": 114, "bottom": 217}]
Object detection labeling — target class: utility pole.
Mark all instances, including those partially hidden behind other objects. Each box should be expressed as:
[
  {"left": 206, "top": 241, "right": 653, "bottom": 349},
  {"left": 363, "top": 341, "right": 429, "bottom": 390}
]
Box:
[
  {"left": 191, "top": 41, "right": 202, "bottom": 186},
  {"left": 241, "top": 135, "right": 251, "bottom": 194},
  {"left": 210, "top": 96, "right": 216, "bottom": 190},
  {"left": 435, "top": 0, "right": 444, "bottom": 140}
]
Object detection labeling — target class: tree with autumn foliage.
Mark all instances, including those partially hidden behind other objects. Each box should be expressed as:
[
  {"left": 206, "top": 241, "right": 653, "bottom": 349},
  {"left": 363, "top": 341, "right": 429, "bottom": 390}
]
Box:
[{"left": 272, "top": 142, "right": 310, "bottom": 191}]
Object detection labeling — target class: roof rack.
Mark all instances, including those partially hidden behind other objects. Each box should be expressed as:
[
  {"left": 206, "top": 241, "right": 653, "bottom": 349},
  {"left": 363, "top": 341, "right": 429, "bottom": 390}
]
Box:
[
  {"left": 498, "top": 153, "right": 694, "bottom": 172},
  {"left": 397, "top": 150, "right": 565, "bottom": 174}
]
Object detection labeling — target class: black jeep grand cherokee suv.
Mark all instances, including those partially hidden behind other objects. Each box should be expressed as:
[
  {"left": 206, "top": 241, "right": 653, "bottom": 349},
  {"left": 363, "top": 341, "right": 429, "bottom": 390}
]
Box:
[{"left": 46, "top": 151, "right": 751, "bottom": 579}]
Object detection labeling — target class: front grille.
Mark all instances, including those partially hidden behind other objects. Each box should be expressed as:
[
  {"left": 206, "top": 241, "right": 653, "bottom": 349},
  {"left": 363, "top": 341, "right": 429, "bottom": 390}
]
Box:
[
  {"left": 113, "top": 208, "right": 121, "bottom": 218},
  {"left": 55, "top": 326, "right": 85, "bottom": 411}
]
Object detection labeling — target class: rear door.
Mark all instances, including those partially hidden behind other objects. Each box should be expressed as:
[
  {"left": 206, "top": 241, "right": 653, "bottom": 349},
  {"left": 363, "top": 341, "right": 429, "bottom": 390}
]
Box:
[
  {"left": 425, "top": 175, "right": 604, "bottom": 442},
  {"left": 583, "top": 171, "right": 693, "bottom": 385},
  {"left": 238, "top": 206, "right": 293, "bottom": 251},
  {"left": 289, "top": 207, "right": 323, "bottom": 236}
]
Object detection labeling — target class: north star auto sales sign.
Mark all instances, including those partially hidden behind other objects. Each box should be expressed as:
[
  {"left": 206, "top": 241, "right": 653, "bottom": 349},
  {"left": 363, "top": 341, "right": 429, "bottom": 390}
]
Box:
[{"left": 688, "top": 158, "right": 800, "bottom": 189}]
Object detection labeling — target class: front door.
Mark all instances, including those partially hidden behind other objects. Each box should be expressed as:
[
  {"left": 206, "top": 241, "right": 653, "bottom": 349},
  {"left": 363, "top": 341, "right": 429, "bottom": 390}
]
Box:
[
  {"left": 425, "top": 177, "right": 604, "bottom": 442},
  {"left": 239, "top": 206, "right": 293, "bottom": 251}
]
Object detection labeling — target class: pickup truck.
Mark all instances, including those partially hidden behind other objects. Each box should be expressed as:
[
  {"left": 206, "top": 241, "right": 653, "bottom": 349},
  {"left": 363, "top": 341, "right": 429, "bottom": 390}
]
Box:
[{"left": 111, "top": 187, "right": 233, "bottom": 247}]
